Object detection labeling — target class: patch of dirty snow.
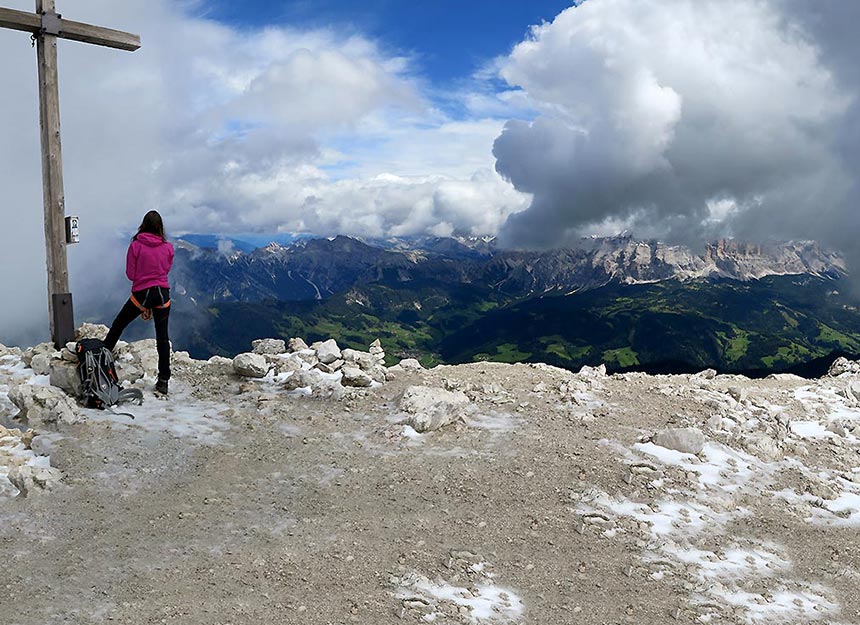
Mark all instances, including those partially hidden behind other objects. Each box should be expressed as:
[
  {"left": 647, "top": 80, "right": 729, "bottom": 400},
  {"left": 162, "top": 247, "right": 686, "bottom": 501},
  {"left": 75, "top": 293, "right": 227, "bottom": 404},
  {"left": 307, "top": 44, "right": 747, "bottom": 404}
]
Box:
[
  {"left": 82, "top": 378, "right": 230, "bottom": 443},
  {"left": 719, "top": 587, "right": 836, "bottom": 624},
  {"left": 396, "top": 573, "right": 524, "bottom": 623}
]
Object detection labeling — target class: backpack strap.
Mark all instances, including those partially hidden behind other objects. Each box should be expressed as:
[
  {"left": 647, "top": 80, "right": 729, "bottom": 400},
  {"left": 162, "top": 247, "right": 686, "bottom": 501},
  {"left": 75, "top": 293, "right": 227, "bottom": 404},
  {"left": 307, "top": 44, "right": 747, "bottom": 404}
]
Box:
[
  {"left": 106, "top": 405, "right": 137, "bottom": 419},
  {"left": 117, "top": 388, "right": 144, "bottom": 406}
]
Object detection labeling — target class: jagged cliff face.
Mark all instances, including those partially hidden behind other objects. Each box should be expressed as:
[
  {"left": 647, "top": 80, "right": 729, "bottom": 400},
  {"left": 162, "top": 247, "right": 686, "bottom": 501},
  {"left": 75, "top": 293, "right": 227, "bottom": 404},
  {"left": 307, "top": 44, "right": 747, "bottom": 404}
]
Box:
[{"left": 171, "top": 234, "right": 847, "bottom": 305}]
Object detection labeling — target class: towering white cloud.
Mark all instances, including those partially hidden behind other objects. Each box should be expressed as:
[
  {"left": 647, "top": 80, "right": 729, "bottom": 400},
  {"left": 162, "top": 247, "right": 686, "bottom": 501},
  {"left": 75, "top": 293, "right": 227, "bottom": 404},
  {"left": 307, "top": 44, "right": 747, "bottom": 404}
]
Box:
[{"left": 492, "top": 0, "right": 856, "bottom": 249}]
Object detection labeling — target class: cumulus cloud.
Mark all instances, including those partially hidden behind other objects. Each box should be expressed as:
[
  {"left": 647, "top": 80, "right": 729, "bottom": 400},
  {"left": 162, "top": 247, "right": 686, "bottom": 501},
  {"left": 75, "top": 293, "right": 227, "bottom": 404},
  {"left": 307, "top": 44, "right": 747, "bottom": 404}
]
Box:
[
  {"left": 0, "top": 0, "right": 526, "bottom": 344},
  {"left": 492, "top": 0, "right": 858, "bottom": 251}
]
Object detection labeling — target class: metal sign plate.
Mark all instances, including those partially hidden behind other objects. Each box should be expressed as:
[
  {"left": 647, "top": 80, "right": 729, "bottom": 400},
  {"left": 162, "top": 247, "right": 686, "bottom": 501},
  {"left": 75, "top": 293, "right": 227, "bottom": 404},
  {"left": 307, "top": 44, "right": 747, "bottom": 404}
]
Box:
[{"left": 40, "top": 11, "right": 61, "bottom": 36}]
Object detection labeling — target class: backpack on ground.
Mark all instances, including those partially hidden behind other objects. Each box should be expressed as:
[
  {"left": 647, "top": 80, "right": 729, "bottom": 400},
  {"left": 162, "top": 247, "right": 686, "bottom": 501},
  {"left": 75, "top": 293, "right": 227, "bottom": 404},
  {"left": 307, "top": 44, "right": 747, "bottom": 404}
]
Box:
[{"left": 75, "top": 339, "right": 143, "bottom": 416}]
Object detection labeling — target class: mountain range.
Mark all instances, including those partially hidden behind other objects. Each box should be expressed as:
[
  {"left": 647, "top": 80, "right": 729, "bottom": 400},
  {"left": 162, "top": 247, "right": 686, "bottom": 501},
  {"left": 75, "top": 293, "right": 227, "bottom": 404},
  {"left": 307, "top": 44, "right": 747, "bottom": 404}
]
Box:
[
  {"left": 171, "top": 234, "right": 846, "bottom": 305},
  {"left": 154, "top": 234, "right": 860, "bottom": 375}
]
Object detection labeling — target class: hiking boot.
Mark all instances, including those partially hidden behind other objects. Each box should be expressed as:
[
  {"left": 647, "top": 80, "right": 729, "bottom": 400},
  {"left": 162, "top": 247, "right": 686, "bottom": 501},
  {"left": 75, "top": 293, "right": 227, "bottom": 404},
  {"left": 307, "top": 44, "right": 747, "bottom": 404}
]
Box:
[{"left": 155, "top": 378, "right": 169, "bottom": 395}]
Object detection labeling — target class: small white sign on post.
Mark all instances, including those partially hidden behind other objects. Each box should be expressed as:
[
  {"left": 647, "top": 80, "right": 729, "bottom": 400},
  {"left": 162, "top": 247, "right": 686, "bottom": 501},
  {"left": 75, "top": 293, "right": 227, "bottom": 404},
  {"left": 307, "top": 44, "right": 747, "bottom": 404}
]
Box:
[{"left": 65, "top": 215, "right": 79, "bottom": 244}]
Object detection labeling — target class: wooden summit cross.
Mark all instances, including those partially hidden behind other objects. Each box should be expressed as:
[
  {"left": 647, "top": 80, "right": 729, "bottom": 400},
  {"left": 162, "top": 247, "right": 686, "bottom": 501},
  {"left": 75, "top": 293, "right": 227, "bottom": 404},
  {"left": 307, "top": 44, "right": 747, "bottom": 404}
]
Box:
[{"left": 0, "top": 1, "right": 140, "bottom": 347}]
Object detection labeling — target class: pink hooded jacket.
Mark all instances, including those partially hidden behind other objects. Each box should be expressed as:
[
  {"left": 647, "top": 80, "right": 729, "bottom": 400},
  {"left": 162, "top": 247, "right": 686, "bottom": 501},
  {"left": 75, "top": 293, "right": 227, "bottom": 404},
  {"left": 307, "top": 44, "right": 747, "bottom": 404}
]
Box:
[{"left": 126, "top": 232, "right": 174, "bottom": 292}]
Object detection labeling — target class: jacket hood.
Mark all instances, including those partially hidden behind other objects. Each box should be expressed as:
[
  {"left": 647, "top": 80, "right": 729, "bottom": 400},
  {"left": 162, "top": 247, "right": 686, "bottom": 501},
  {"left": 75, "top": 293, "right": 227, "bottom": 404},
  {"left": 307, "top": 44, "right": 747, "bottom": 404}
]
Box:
[{"left": 136, "top": 232, "right": 167, "bottom": 247}]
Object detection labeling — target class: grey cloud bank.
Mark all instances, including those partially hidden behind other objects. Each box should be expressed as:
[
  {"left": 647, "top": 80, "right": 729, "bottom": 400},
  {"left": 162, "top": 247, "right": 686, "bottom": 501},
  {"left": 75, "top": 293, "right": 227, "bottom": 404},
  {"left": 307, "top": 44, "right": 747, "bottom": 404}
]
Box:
[{"left": 493, "top": 0, "right": 859, "bottom": 256}]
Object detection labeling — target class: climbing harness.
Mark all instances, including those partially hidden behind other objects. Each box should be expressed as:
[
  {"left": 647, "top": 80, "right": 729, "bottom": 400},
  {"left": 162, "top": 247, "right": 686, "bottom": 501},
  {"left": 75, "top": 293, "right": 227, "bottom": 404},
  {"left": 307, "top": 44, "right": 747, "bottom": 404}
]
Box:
[{"left": 130, "top": 287, "right": 171, "bottom": 321}]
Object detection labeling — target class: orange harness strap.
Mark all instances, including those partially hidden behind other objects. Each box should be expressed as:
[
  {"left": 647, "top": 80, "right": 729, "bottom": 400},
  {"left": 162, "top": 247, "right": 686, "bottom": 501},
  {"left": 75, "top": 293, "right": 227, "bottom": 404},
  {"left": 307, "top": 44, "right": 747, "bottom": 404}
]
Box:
[{"left": 130, "top": 293, "right": 171, "bottom": 321}]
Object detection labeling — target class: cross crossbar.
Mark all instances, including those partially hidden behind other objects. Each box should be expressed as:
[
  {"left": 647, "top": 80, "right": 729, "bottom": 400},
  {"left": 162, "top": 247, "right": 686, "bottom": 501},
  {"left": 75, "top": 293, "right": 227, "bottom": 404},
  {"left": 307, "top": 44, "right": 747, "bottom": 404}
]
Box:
[{"left": 0, "top": 7, "right": 140, "bottom": 51}]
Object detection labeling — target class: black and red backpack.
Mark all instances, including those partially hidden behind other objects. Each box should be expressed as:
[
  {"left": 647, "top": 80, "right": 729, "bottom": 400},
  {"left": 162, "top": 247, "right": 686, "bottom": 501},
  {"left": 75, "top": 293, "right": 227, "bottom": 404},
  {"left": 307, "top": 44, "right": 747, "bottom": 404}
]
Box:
[{"left": 75, "top": 339, "right": 143, "bottom": 413}]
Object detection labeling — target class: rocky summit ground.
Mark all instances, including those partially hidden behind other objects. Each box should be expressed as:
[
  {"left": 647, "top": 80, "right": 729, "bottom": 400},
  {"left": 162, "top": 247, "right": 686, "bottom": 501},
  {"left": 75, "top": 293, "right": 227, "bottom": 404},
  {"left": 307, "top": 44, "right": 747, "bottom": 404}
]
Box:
[{"left": 2, "top": 328, "right": 860, "bottom": 625}]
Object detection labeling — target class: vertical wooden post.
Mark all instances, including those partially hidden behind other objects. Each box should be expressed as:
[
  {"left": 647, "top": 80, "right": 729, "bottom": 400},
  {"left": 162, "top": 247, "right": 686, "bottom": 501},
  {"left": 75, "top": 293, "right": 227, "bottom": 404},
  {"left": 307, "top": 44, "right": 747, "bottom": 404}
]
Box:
[{"left": 35, "top": 0, "right": 73, "bottom": 346}]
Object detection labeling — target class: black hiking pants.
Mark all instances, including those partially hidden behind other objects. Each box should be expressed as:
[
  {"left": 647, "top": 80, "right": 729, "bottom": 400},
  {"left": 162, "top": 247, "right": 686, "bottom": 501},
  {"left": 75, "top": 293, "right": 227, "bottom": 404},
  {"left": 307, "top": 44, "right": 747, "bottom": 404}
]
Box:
[{"left": 104, "top": 287, "right": 171, "bottom": 381}]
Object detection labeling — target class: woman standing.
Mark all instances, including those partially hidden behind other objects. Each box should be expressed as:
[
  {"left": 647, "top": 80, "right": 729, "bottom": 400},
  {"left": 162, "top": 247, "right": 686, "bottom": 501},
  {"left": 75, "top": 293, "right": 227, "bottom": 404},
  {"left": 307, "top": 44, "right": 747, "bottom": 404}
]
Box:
[{"left": 104, "top": 210, "right": 174, "bottom": 394}]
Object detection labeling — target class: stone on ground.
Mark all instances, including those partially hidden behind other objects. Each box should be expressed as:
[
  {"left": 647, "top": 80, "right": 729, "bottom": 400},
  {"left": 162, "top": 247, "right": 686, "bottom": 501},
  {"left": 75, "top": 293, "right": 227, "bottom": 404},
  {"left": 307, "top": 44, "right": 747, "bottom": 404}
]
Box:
[
  {"left": 287, "top": 337, "right": 309, "bottom": 352},
  {"left": 653, "top": 427, "right": 705, "bottom": 454},
  {"left": 49, "top": 360, "right": 82, "bottom": 397},
  {"left": 828, "top": 356, "right": 860, "bottom": 377},
  {"left": 232, "top": 353, "right": 269, "bottom": 378},
  {"left": 8, "top": 384, "right": 81, "bottom": 427},
  {"left": 7, "top": 464, "right": 63, "bottom": 496},
  {"left": 399, "top": 385, "right": 470, "bottom": 432},
  {"left": 313, "top": 339, "right": 342, "bottom": 365},
  {"left": 252, "top": 339, "right": 286, "bottom": 355},
  {"left": 399, "top": 358, "right": 423, "bottom": 371},
  {"left": 341, "top": 366, "right": 373, "bottom": 388}
]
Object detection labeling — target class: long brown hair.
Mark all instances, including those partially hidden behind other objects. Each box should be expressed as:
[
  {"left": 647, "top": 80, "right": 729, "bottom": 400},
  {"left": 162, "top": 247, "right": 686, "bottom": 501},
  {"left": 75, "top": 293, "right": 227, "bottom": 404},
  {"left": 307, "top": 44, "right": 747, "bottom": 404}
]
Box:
[{"left": 134, "top": 210, "right": 166, "bottom": 241}]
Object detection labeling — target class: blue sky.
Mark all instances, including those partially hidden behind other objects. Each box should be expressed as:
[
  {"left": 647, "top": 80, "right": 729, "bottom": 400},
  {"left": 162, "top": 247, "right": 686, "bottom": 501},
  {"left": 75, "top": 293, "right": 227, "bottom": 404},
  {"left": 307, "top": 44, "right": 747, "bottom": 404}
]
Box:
[{"left": 203, "top": 0, "right": 574, "bottom": 85}]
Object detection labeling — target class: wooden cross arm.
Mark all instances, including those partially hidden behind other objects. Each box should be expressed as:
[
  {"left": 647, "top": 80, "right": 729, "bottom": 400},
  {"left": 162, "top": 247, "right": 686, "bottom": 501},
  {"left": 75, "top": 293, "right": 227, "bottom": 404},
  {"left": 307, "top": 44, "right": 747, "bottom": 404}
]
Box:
[{"left": 0, "top": 7, "right": 140, "bottom": 51}]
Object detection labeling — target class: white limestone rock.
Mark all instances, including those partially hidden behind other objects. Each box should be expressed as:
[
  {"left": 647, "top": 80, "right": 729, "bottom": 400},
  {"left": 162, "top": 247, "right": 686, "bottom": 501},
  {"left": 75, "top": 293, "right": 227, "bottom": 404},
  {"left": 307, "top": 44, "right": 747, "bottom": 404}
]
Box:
[
  {"left": 840, "top": 380, "right": 860, "bottom": 404},
  {"left": 578, "top": 363, "right": 607, "bottom": 378},
  {"left": 694, "top": 368, "right": 717, "bottom": 380},
  {"left": 315, "top": 359, "right": 344, "bottom": 374},
  {"left": 0, "top": 343, "right": 22, "bottom": 358},
  {"left": 252, "top": 338, "right": 286, "bottom": 355},
  {"left": 368, "top": 365, "right": 388, "bottom": 384},
  {"left": 7, "top": 464, "right": 63, "bottom": 496},
  {"left": 653, "top": 427, "right": 705, "bottom": 455},
  {"left": 287, "top": 337, "right": 309, "bottom": 353},
  {"left": 369, "top": 339, "right": 385, "bottom": 362},
  {"left": 127, "top": 339, "right": 159, "bottom": 375},
  {"left": 341, "top": 366, "right": 373, "bottom": 388},
  {"left": 61, "top": 344, "right": 78, "bottom": 362},
  {"left": 22, "top": 342, "right": 54, "bottom": 367},
  {"left": 399, "top": 358, "right": 424, "bottom": 371},
  {"left": 828, "top": 357, "right": 860, "bottom": 377},
  {"left": 268, "top": 354, "right": 304, "bottom": 375},
  {"left": 342, "top": 349, "right": 377, "bottom": 371},
  {"left": 172, "top": 351, "right": 195, "bottom": 366},
  {"left": 741, "top": 433, "right": 782, "bottom": 461},
  {"left": 283, "top": 369, "right": 324, "bottom": 391},
  {"left": 232, "top": 353, "right": 269, "bottom": 378},
  {"left": 75, "top": 323, "right": 109, "bottom": 341},
  {"left": 827, "top": 421, "right": 848, "bottom": 438},
  {"left": 8, "top": 384, "right": 82, "bottom": 427},
  {"left": 116, "top": 363, "right": 145, "bottom": 385},
  {"left": 726, "top": 386, "right": 748, "bottom": 403},
  {"left": 49, "top": 359, "right": 82, "bottom": 397},
  {"left": 399, "top": 385, "right": 470, "bottom": 433},
  {"left": 313, "top": 339, "right": 342, "bottom": 365},
  {"left": 30, "top": 353, "right": 53, "bottom": 376},
  {"left": 205, "top": 356, "right": 235, "bottom": 375}
]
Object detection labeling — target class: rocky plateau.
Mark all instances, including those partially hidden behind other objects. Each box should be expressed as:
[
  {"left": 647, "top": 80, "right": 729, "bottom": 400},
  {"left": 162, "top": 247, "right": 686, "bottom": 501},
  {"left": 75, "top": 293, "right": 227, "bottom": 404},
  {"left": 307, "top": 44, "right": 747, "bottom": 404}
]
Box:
[{"left": 2, "top": 326, "right": 860, "bottom": 624}]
